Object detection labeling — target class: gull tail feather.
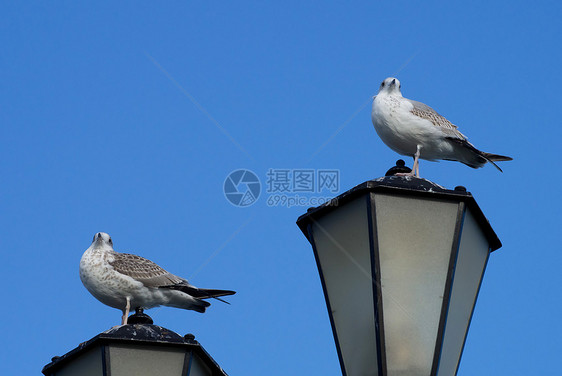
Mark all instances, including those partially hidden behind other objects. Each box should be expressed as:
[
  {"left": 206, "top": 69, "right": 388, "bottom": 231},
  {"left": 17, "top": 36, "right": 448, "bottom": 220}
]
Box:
[
  {"left": 480, "top": 152, "right": 513, "bottom": 172},
  {"left": 192, "top": 288, "right": 235, "bottom": 305},
  {"left": 447, "top": 137, "right": 512, "bottom": 171},
  {"left": 481, "top": 152, "right": 513, "bottom": 162},
  {"left": 195, "top": 288, "right": 236, "bottom": 300},
  {"left": 162, "top": 284, "right": 236, "bottom": 300},
  {"left": 213, "top": 296, "right": 231, "bottom": 305}
]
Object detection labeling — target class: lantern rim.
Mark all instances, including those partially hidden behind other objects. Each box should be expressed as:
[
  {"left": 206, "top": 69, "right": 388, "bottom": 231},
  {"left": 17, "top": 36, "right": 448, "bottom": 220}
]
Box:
[
  {"left": 42, "top": 323, "right": 227, "bottom": 376},
  {"left": 296, "top": 176, "right": 502, "bottom": 251}
]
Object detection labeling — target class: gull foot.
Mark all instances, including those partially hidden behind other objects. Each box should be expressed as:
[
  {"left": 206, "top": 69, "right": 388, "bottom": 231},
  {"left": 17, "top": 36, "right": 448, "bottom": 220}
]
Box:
[{"left": 394, "top": 172, "right": 416, "bottom": 177}]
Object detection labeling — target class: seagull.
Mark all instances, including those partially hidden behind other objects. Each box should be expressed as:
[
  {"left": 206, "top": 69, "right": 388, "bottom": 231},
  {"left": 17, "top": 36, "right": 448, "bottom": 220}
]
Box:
[
  {"left": 80, "top": 232, "right": 235, "bottom": 325},
  {"left": 371, "top": 77, "right": 512, "bottom": 177}
]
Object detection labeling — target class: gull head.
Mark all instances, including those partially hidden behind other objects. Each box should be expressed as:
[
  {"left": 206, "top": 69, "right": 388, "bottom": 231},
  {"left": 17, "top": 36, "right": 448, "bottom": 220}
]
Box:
[
  {"left": 378, "top": 77, "right": 402, "bottom": 96},
  {"left": 91, "top": 232, "right": 114, "bottom": 250}
]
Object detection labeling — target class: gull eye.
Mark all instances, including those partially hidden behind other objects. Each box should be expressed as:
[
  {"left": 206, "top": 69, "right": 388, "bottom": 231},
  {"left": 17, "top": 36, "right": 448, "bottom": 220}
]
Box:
[
  {"left": 381, "top": 81, "right": 385, "bottom": 87},
  {"left": 109, "top": 238, "right": 113, "bottom": 244}
]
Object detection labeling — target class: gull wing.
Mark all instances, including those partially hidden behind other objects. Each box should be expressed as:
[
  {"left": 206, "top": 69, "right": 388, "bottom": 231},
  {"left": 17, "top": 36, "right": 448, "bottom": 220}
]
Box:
[
  {"left": 407, "top": 99, "right": 467, "bottom": 140},
  {"left": 109, "top": 252, "right": 184, "bottom": 287},
  {"left": 109, "top": 252, "right": 236, "bottom": 301},
  {"left": 160, "top": 284, "right": 236, "bottom": 300}
]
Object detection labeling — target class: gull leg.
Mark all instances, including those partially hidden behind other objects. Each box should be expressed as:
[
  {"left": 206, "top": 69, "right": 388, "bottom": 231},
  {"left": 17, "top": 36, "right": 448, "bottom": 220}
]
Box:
[
  {"left": 394, "top": 146, "right": 422, "bottom": 177},
  {"left": 121, "top": 297, "right": 131, "bottom": 325},
  {"left": 396, "top": 146, "right": 421, "bottom": 177},
  {"left": 412, "top": 145, "right": 422, "bottom": 178}
]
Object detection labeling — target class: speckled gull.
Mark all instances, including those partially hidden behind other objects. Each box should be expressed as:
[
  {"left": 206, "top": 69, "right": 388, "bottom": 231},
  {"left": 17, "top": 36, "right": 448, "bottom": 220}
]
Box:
[
  {"left": 80, "top": 232, "right": 235, "bottom": 325},
  {"left": 371, "top": 77, "right": 512, "bottom": 177}
]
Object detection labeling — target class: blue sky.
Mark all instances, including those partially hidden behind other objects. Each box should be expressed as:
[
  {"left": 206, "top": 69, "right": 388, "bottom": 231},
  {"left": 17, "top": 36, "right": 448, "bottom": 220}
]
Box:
[{"left": 1, "top": 2, "right": 560, "bottom": 375}]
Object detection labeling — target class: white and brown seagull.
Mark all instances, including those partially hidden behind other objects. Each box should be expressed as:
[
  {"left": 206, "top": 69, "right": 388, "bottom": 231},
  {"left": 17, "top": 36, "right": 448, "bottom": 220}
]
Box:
[
  {"left": 371, "top": 77, "right": 512, "bottom": 177},
  {"left": 80, "top": 232, "right": 235, "bottom": 325}
]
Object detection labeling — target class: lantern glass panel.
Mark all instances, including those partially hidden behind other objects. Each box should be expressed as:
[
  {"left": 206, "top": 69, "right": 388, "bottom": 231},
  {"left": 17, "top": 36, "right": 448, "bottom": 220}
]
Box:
[
  {"left": 437, "top": 209, "right": 490, "bottom": 376},
  {"left": 109, "top": 344, "right": 185, "bottom": 376},
  {"left": 312, "top": 196, "right": 380, "bottom": 376},
  {"left": 189, "top": 353, "right": 213, "bottom": 376},
  {"left": 374, "top": 194, "right": 459, "bottom": 376},
  {"left": 54, "top": 347, "right": 103, "bottom": 376}
]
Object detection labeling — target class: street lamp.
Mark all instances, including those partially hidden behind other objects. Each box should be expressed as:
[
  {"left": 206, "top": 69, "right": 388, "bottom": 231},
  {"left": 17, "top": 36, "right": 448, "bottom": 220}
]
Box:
[
  {"left": 297, "top": 166, "right": 502, "bottom": 376},
  {"left": 42, "top": 309, "right": 228, "bottom": 376}
]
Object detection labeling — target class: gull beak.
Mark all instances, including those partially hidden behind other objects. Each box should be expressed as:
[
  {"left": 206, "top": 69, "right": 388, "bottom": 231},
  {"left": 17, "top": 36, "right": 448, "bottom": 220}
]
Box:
[
  {"left": 391, "top": 78, "right": 396, "bottom": 86},
  {"left": 93, "top": 233, "right": 104, "bottom": 245}
]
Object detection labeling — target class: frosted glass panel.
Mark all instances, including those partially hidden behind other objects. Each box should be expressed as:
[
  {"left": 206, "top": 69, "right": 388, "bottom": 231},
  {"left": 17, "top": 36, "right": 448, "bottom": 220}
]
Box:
[
  {"left": 437, "top": 209, "right": 489, "bottom": 376},
  {"left": 55, "top": 347, "right": 103, "bottom": 376},
  {"left": 312, "top": 196, "right": 380, "bottom": 376},
  {"left": 189, "top": 354, "right": 213, "bottom": 376},
  {"left": 109, "top": 344, "right": 185, "bottom": 375},
  {"left": 375, "top": 194, "right": 458, "bottom": 376}
]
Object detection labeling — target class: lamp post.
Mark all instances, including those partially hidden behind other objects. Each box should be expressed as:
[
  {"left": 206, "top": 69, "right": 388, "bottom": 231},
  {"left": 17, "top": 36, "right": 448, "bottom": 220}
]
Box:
[
  {"left": 42, "top": 309, "right": 228, "bottom": 376},
  {"left": 297, "top": 164, "right": 503, "bottom": 376}
]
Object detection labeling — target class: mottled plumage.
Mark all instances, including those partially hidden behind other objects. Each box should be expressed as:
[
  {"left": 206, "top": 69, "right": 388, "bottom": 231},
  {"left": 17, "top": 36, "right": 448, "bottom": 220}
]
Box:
[
  {"left": 408, "top": 100, "right": 463, "bottom": 137},
  {"left": 80, "top": 232, "right": 235, "bottom": 325},
  {"left": 110, "top": 253, "right": 184, "bottom": 287}
]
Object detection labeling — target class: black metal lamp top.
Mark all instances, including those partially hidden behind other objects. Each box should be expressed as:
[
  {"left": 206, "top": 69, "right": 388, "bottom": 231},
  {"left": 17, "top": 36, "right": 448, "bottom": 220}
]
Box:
[
  {"left": 127, "top": 307, "right": 153, "bottom": 324},
  {"left": 41, "top": 319, "right": 227, "bottom": 376},
  {"left": 297, "top": 164, "right": 502, "bottom": 251},
  {"left": 385, "top": 159, "right": 412, "bottom": 176}
]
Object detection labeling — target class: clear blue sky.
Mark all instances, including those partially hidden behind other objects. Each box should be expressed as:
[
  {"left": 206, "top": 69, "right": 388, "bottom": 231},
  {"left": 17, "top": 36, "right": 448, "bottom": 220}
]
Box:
[{"left": 1, "top": 2, "right": 560, "bottom": 375}]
